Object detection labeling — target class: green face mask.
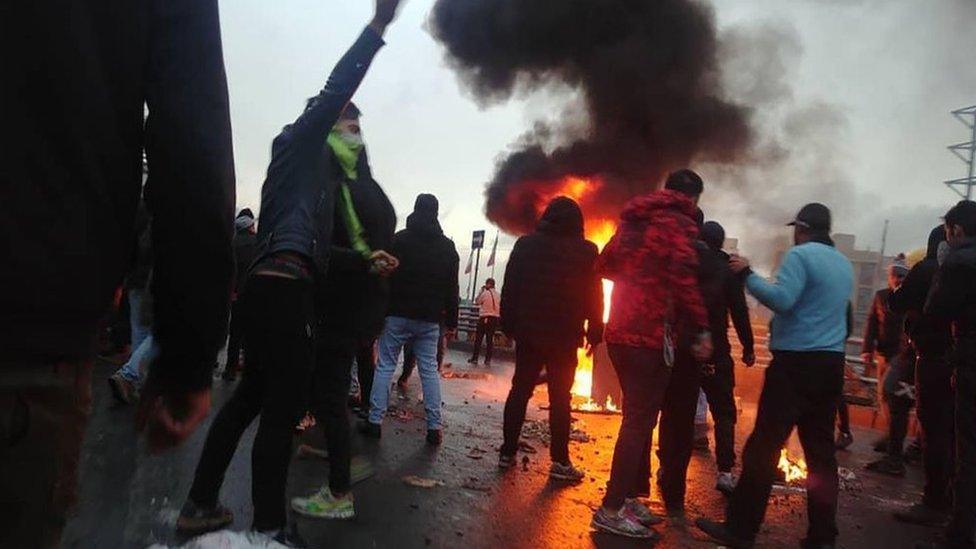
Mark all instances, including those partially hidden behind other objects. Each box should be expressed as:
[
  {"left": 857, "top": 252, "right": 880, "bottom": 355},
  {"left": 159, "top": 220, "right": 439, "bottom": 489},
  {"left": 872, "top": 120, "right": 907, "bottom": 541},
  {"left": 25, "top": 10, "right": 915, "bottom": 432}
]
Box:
[{"left": 327, "top": 129, "right": 363, "bottom": 180}]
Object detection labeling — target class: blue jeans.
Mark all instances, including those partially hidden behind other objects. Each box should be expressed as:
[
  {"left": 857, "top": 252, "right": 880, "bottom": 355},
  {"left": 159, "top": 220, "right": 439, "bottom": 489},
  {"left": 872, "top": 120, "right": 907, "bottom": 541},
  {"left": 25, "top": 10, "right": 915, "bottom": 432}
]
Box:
[
  {"left": 127, "top": 289, "right": 151, "bottom": 350},
  {"left": 368, "top": 316, "right": 442, "bottom": 430},
  {"left": 117, "top": 333, "right": 158, "bottom": 384}
]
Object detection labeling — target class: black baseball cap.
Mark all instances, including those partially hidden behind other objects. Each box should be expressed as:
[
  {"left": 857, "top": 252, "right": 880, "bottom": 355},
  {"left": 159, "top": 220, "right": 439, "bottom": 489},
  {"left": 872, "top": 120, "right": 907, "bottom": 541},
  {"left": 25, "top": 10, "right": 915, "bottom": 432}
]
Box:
[{"left": 787, "top": 203, "right": 831, "bottom": 232}]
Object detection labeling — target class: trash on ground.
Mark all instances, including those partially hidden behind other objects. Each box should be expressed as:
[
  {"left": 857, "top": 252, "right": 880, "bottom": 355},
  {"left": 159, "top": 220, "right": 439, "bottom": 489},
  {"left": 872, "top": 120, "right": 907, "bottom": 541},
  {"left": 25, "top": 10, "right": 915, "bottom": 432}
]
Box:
[
  {"left": 149, "top": 529, "right": 287, "bottom": 549},
  {"left": 403, "top": 475, "right": 445, "bottom": 488}
]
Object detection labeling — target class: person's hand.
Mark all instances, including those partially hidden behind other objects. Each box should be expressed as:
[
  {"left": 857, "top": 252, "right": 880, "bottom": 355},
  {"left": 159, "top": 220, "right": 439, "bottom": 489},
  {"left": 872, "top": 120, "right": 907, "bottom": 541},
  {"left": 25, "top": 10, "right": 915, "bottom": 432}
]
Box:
[
  {"left": 692, "top": 331, "right": 713, "bottom": 362},
  {"left": 729, "top": 254, "right": 751, "bottom": 274},
  {"left": 860, "top": 352, "right": 874, "bottom": 365},
  {"left": 369, "top": 0, "right": 404, "bottom": 36},
  {"left": 369, "top": 250, "right": 399, "bottom": 277},
  {"left": 137, "top": 385, "right": 212, "bottom": 453},
  {"left": 743, "top": 352, "right": 756, "bottom": 367}
]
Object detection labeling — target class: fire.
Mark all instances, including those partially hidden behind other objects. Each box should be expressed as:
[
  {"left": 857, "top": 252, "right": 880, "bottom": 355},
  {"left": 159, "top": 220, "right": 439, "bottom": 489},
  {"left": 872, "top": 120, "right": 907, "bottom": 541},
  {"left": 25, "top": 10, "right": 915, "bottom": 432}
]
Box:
[{"left": 778, "top": 448, "right": 808, "bottom": 483}]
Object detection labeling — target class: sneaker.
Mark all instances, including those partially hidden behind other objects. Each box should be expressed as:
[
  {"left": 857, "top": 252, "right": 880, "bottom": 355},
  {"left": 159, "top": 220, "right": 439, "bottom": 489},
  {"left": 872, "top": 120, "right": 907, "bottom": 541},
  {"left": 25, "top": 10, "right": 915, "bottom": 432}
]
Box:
[
  {"left": 716, "top": 471, "right": 737, "bottom": 495},
  {"left": 695, "top": 518, "right": 754, "bottom": 549},
  {"left": 591, "top": 507, "right": 657, "bottom": 539},
  {"left": 107, "top": 373, "right": 138, "bottom": 405},
  {"left": 499, "top": 454, "right": 517, "bottom": 470},
  {"left": 426, "top": 429, "right": 443, "bottom": 446},
  {"left": 358, "top": 420, "right": 381, "bottom": 439},
  {"left": 175, "top": 500, "right": 233, "bottom": 536},
  {"left": 623, "top": 498, "right": 663, "bottom": 526},
  {"left": 893, "top": 503, "right": 950, "bottom": 527},
  {"left": 291, "top": 487, "right": 355, "bottom": 520},
  {"left": 835, "top": 431, "right": 854, "bottom": 450},
  {"left": 549, "top": 461, "right": 585, "bottom": 482},
  {"left": 866, "top": 455, "right": 906, "bottom": 477}
]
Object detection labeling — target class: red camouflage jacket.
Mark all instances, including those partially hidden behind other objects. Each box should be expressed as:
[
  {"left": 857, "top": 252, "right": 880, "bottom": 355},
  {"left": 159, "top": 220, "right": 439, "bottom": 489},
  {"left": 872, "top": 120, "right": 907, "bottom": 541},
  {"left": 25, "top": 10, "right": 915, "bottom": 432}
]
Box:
[{"left": 597, "top": 189, "right": 708, "bottom": 349}]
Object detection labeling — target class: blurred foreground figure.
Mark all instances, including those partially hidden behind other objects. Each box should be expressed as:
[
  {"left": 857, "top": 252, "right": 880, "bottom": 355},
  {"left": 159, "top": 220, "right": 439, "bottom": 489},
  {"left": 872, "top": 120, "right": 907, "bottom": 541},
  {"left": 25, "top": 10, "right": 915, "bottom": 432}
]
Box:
[
  {"left": 696, "top": 203, "right": 853, "bottom": 549},
  {"left": 1, "top": 1, "right": 235, "bottom": 546},
  {"left": 920, "top": 200, "right": 976, "bottom": 549},
  {"left": 178, "top": 1, "right": 402, "bottom": 543},
  {"left": 497, "top": 197, "right": 604, "bottom": 480}
]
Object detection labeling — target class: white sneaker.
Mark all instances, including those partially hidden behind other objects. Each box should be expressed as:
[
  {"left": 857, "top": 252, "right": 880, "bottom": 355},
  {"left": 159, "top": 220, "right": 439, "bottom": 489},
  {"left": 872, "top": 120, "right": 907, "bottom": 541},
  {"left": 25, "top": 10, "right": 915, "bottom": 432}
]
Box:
[{"left": 716, "top": 471, "right": 736, "bottom": 495}]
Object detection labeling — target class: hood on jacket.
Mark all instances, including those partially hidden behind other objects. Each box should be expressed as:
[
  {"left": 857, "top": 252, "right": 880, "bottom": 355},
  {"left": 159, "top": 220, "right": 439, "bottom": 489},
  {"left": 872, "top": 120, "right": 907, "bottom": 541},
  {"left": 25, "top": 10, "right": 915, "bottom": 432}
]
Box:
[
  {"left": 620, "top": 189, "right": 697, "bottom": 224},
  {"left": 537, "top": 197, "right": 584, "bottom": 238},
  {"left": 927, "top": 225, "right": 947, "bottom": 259},
  {"left": 406, "top": 193, "right": 443, "bottom": 236}
]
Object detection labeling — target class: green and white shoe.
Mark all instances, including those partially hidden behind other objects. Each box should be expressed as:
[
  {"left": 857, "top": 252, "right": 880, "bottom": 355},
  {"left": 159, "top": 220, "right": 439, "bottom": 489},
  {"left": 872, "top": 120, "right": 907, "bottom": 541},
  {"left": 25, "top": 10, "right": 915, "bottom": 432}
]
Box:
[{"left": 291, "top": 487, "right": 355, "bottom": 520}]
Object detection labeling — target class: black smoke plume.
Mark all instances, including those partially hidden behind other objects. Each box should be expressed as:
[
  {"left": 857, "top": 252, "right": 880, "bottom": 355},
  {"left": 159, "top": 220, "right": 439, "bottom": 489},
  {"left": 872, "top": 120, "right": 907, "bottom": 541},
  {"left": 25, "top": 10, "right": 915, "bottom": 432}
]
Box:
[{"left": 430, "top": 0, "right": 754, "bottom": 235}]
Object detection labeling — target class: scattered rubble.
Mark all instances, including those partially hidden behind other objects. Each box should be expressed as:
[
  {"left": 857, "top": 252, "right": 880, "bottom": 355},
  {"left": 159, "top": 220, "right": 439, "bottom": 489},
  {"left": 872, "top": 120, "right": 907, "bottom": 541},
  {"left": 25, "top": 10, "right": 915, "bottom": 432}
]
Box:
[{"left": 403, "top": 475, "right": 445, "bottom": 488}]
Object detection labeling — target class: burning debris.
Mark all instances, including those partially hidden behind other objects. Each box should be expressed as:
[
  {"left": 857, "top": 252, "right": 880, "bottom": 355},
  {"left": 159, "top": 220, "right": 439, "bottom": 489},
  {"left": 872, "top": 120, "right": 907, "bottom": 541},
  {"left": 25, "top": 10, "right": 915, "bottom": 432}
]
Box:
[
  {"left": 777, "top": 448, "right": 808, "bottom": 484},
  {"left": 429, "top": 0, "right": 754, "bottom": 235},
  {"left": 520, "top": 419, "right": 592, "bottom": 447}
]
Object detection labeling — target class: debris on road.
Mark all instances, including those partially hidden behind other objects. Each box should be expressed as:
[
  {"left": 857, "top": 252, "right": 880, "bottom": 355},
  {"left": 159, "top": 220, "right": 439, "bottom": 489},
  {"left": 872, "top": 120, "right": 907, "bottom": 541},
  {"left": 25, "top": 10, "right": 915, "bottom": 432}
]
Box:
[
  {"left": 462, "top": 477, "right": 492, "bottom": 492},
  {"left": 518, "top": 441, "right": 537, "bottom": 454},
  {"left": 403, "top": 475, "right": 445, "bottom": 488}
]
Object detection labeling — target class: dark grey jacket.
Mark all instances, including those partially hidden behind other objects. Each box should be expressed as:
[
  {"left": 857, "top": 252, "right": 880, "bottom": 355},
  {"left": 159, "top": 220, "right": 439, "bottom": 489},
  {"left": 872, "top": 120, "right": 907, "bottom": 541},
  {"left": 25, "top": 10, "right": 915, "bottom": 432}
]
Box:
[{"left": 254, "top": 28, "right": 385, "bottom": 275}]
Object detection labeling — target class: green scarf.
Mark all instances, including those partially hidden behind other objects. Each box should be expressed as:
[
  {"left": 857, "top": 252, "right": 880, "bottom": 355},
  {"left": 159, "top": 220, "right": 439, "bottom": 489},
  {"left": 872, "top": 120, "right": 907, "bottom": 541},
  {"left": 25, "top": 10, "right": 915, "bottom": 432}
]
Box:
[
  {"left": 327, "top": 131, "right": 371, "bottom": 259},
  {"left": 327, "top": 130, "right": 361, "bottom": 180}
]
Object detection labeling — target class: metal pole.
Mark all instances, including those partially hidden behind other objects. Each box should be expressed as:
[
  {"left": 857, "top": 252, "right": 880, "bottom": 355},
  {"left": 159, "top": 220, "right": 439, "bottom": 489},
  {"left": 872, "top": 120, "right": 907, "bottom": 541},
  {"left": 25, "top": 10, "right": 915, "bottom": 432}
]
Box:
[
  {"left": 472, "top": 248, "right": 482, "bottom": 301},
  {"left": 969, "top": 112, "right": 975, "bottom": 200}
]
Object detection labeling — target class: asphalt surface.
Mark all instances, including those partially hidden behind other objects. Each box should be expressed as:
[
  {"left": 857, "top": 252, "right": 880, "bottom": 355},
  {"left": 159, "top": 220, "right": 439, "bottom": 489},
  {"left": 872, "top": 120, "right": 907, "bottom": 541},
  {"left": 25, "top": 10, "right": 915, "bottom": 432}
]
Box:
[{"left": 63, "top": 348, "right": 946, "bottom": 548}]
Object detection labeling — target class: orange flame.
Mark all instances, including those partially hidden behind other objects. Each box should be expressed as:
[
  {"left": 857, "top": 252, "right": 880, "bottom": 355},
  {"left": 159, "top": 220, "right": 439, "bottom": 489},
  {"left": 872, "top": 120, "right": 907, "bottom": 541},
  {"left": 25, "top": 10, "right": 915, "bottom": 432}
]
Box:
[{"left": 778, "top": 448, "right": 808, "bottom": 483}]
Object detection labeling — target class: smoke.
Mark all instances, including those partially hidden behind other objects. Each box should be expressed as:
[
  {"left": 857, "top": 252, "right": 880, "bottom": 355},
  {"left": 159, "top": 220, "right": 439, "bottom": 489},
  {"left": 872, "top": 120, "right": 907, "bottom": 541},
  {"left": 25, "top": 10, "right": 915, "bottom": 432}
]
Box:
[{"left": 429, "top": 0, "right": 754, "bottom": 235}]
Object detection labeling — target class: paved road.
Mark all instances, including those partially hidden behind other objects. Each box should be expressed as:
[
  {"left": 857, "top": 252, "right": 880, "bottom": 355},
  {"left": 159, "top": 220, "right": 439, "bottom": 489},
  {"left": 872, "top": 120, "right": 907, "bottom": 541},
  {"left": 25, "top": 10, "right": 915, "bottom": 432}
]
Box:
[{"left": 63, "top": 349, "right": 943, "bottom": 548}]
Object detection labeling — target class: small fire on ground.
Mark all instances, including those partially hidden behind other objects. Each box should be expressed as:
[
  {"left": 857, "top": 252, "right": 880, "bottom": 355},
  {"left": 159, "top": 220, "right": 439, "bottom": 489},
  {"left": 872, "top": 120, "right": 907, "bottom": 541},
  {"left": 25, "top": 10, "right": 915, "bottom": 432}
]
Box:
[{"left": 778, "top": 448, "right": 808, "bottom": 483}]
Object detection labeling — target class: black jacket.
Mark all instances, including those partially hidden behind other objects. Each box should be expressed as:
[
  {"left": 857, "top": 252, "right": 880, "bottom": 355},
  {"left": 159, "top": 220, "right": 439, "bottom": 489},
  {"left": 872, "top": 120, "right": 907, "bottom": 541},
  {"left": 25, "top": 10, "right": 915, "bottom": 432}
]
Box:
[
  {"left": 233, "top": 228, "right": 259, "bottom": 295},
  {"left": 889, "top": 227, "right": 951, "bottom": 355},
  {"left": 500, "top": 198, "right": 604, "bottom": 348},
  {"left": 254, "top": 28, "right": 384, "bottom": 276},
  {"left": 862, "top": 288, "right": 907, "bottom": 358},
  {"left": 697, "top": 245, "right": 754, "bottom": 362},
  {"left": 315, "top": 150, "right": 396, "bottom": 338},
  {"left": 926, "top": 238, "right": 976, "bottom": 338},
  {"left": 387, "top": 214, "right": 460, "bottom": 327},
  {"left": 2, "top": 0, "right": 234, "bottom": 394}
]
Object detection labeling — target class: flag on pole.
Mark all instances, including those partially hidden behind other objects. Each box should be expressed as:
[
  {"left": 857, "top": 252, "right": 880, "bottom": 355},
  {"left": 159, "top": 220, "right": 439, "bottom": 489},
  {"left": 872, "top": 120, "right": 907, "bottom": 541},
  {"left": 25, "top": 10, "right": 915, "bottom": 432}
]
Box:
[
  {"left": 464, "top": 249, "right": 474, "bottom": 274},
  {"left": 486, "top": 232, "right": 498, "bottom": 267}
]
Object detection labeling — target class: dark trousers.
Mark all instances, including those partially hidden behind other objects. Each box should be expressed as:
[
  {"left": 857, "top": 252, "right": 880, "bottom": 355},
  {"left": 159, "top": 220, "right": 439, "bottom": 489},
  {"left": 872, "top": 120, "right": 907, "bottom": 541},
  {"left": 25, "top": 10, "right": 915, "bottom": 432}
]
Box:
[
  {"left": 916, "top": 353, "right": 955, "bottom": 510},
  {"left": 656, "top": 349, "right": 703, "bottom": 510},
  {"left": 187, "top": 276, "right": 313, "bottom": 531},
  {"left": 471, "top": 316, "right": 499, "bottom": 363},
  {"left": 356, "top": 338, "right": 376, "bottom": 407},
  {"left": 224, "top": 298, "right": 246, "bottom": 375},
  {"left": 602, "top": 344, "right": 672, "bottom": 510},
  {"left": 727, "top": 351, "right": 844, "bottom": 545},
  {"left": 500, "top": 339, "right": 577, "bottom": 464},
  {"left": 948, "top": 338, "right": 976, "bottom": 546},
  {"left": 0, "top": 361, "right": 92, "bottom": 549},
  {"left": 702, "top": 356, "right": 738, "bottom": 472},
  {"left": 883, "top": 351, "right": 917, "bottom": 458},
  {"left": 312, "top": 334, "right": 356, "bottom": 495},
  {"left": 837, "top": 401, "right": 851, "bottom": 434}
]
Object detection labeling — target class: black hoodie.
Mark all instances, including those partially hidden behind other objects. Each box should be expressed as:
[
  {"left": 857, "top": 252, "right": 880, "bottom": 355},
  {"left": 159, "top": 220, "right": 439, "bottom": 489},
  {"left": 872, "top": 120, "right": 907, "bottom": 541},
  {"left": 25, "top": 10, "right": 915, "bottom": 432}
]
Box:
[
  {"left": 889, "top": 226, "right": 951, "bottom": 355},
  {"left": 500, "top": 197, "right": 604, "bottom": 348},
  {"left": 926, "top": 235, "right": 976, "bottom": 337},
  {"left": 386, "top": 195, "right": 460, "bottom": 327}
]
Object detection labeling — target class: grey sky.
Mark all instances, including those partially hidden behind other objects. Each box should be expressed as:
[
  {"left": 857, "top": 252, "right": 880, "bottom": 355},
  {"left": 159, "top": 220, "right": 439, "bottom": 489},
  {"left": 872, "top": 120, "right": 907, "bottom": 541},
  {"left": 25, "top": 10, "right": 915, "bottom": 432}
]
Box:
[{"left": 219, "top": 0, "right": 975, "bottom": 279}]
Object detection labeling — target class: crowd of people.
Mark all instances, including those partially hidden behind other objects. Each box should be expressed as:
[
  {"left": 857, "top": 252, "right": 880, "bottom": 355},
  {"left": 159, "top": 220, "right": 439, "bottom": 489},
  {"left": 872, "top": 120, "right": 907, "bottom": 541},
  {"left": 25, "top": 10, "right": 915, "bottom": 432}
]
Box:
[{"left": 4, "top": 1, "right": 976, "bottom": 548}]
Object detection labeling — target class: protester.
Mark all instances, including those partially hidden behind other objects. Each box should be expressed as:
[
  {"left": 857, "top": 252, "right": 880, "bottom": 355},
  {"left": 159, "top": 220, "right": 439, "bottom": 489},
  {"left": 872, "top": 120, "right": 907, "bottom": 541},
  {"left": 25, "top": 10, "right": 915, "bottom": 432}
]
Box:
[
  {"left": 890, "top": 226, "right": 953, "bottom": 526},
  {"left": 108, "top": 202, "right": 155, "bottom": 404},
  {"left": 921, "top": 200, "right": 976, "bottom": 549},
  {"left": 590, "top": 170, "right": 712, "bottom": 539},
  {"left": 177, "top": 2, "right": 402, "bottom": 542},
  {"left": 496, "top": 197, "right": 604, "bottom": 481},
  {"left": 222, "top": 209, "right": 259, "bottom": 381},
  {"left": 469, "top": 278, "right": 502, "bottom": 366},
  {"left": 696, "top": 202, "right": 853, "bottom": 549},
  {"left": 364, "top": 194, "right": 460, "bottom": 445},
  {"left": 865, "top": 258, "right": 917, "bottom": 477},
  {"left": 697, "top": 220, "right": 756, "bottom": 495},
  {"left": 290, "top": 101, "right": 399, "bottom": 521}
]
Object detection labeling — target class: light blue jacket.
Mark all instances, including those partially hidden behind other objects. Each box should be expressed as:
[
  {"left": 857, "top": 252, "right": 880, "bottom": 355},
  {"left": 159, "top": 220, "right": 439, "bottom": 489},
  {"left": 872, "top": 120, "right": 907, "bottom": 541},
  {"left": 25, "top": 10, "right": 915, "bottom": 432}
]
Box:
[{"left": 746, "top": 242, "right": 853, "bottom": 353}]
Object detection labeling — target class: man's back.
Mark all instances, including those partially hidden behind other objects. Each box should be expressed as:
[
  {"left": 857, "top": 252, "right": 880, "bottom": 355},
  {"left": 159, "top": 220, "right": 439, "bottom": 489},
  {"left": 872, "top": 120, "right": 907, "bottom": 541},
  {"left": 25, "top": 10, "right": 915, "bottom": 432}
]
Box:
[
  {"left": 388, "top": 225, "right": 460, "bottom": 325},
  {"left": 1, "top": 0, "right": 235, "bottom": 380}
]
